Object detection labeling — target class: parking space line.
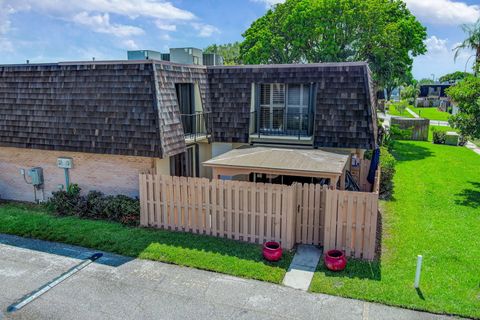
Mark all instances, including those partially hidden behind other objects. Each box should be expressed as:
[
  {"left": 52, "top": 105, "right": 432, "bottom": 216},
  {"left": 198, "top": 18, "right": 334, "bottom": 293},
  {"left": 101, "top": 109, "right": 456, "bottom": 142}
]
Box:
[{"left": 6, "top": 253, "right": 103, "bottom": 313}]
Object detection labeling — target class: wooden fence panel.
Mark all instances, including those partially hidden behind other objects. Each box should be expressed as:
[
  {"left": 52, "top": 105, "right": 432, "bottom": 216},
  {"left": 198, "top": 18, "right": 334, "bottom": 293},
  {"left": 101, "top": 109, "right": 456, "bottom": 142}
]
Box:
[
  {"left": 140, "top": 174, "right": 296, "bottom": 249},
  {"left": 322, "top": 189, "right": 378, "bottom": 260},
  {"left": 140, "top": 174, "right": 379, "bottom": 259}
]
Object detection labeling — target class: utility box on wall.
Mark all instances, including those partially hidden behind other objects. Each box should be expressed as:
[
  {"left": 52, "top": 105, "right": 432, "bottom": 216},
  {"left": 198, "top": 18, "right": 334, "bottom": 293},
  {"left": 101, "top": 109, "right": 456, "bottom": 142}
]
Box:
[
  {"left": 57, "top": 157, "right": 73, "bottom": 169},
  {"left": 27, "top": 167, "right": 44, "bottom": 186}
]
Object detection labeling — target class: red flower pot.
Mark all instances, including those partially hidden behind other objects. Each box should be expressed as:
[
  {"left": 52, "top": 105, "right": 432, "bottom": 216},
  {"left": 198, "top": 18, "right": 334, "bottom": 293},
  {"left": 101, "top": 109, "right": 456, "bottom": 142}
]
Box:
[
  {"left": 324, "top": 249, "right": 347, "bottom": 271},
  {"left": 263, "top": 241, "right": 283, "bottom": 262}
]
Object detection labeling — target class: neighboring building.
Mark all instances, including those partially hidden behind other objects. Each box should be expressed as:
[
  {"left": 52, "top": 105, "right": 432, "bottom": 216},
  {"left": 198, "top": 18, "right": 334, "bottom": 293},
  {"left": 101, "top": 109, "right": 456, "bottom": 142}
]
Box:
[
  {"left": 416, "top": 84, "right": 451, "bottom": 109},
  {"left": 0, "top": 60, "right": 377, "bottom": 202}
]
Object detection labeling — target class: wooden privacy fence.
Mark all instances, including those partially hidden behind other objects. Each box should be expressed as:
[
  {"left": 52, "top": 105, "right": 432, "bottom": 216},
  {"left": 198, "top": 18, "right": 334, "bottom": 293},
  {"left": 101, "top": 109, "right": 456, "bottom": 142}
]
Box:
[
  {"left": 139, "top": 174, "right": 297, "bottom": 249},
  {"left": 140, "top": 173, "right": 379, "bottom": 260},
  {"left": 391, "top": 117, "right": 430, "bottom": 141}
]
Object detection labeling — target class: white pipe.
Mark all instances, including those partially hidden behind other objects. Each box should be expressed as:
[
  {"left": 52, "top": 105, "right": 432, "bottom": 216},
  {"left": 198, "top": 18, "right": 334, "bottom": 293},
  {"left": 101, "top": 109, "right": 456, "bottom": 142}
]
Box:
[{"left": 414, "top": 255, "right": 423, "bottom": 288}]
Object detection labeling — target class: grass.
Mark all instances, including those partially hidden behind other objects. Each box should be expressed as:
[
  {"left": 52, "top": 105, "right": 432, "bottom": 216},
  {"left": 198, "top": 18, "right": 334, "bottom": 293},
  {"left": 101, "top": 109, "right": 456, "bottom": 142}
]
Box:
[
  {"left": 410, "top": 107, "right": 451, "bottom": 122},
  {"left": 310, "top": 140, "right": 480, "bottom": 318},
  {"left": 0, "top": 203, "right": 293, "bottom": 284},
  {"left": 428, "top": 125, "right": 458, "bottom": 141},
  {"left": 387, "top": 106, "right": 414, "bottom": 118}
]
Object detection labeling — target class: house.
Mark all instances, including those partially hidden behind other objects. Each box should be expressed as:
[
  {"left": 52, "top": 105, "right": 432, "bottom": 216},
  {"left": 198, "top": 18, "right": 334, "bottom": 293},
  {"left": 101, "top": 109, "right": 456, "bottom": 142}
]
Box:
[
  {"left": 0, "top": 59, "right": 377, "bottom": 202},
  {"left": 416, "top": 84, "right": 451, "bottom": 109}
]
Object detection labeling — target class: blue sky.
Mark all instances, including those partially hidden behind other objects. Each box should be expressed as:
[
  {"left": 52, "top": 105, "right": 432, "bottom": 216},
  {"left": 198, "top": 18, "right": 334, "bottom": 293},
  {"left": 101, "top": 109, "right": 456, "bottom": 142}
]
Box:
[{"left": 0, "top": 0, "right": 478, "bottom": 80}]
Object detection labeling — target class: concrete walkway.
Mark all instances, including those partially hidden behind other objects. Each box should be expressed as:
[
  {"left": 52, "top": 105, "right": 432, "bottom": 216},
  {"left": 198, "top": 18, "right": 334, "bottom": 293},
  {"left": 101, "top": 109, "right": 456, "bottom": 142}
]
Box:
[
  {"left": 282, "top": 245, "right": 322, "bottom": 291},
  {"left": 0, "top": 234, "right": 454, "bottom": 320}
]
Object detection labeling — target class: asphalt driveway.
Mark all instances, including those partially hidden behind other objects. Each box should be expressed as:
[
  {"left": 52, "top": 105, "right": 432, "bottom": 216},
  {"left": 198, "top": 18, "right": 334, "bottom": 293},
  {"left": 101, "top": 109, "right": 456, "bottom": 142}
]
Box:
[{"left": 0, "top": 234, "right": 455, "bottom": 320}]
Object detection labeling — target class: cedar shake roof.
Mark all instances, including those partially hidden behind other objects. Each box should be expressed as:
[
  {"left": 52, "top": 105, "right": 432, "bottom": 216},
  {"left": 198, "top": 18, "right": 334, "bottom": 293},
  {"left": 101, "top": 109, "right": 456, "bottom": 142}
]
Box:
[{"left": 0, "top": 60, "right": 377, "bottom": 158}]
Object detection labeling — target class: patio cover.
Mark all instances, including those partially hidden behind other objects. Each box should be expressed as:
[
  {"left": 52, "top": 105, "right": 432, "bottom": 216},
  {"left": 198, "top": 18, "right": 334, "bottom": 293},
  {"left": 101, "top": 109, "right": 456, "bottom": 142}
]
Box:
[{"left": 203, "top": 147, "right": 349, "bottom": 188}]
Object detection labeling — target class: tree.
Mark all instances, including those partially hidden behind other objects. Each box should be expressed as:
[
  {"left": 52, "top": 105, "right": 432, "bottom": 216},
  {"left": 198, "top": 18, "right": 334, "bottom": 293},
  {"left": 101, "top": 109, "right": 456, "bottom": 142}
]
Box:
[
  {"left": 439, "top": 71, "right": 471, "bottom": 83},
  {"left": 239, "top": 0, "right": 427, "bottom": 98},
  {"left": 418, "top": 78, "right": 435, "bottom": 85},
  {"left": 204, "top": 42, "right": 241, "bottom": 65},
  {"left": 446, "top": 75, "right": 480, "bottom": 139},
  {"left": 453, "top": 18, "right": 480, "bottom": 75},
  {"left": 400, "top": 84, "right": 419, "bottom": 104}
]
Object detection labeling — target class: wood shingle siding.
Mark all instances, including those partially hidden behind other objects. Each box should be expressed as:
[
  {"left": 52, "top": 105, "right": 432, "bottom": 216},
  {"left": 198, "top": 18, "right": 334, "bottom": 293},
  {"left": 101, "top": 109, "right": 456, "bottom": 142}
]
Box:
[
  {"left": 0, "top": 60, "right": 377, "bottom": 158},
  {"left": 0, "top": 63, "right": 161, "bottom": 157},
  {"left": 207, "top": 62, "right": 377, "bottom": 149}
]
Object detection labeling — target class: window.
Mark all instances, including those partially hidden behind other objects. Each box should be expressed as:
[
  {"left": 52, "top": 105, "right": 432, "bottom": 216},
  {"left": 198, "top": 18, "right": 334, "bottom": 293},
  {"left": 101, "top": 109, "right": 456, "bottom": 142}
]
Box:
[
  {"left": 286, "top": 84, "right": 309, "bottom": 133},
  {"left": 170, "top": 145, "right": 198, "bottom": 177},
  {"left": 257, "top": 83, "right": 311, "bottom": 135},
  {"left": 260, "top": 84, "right": 285, "bottom": 132}
]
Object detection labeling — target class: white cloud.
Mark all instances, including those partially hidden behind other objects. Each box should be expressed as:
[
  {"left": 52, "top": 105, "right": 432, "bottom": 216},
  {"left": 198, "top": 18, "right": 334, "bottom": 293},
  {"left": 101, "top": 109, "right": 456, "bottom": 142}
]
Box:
[
  {"left": 0, "top": 0, "right": 198, "bottom": 45},
  {"left": 413, "top": 35, "right": 475, "bottom": 79},
  {"left": 404, "top": 0, "right": 480, "bottom": 25},
  {"left": 251, "top": 0, "right": 284, "bottom": 8},
  {"left": 191, "top": 23, "right": 219, "bottom": 37},
  {"left": 73, "top": 12, "right": 144, "bottom": 37},
  {"left": 155, "top": 21, "right": 176, "bottom": 31},
  {"left": 425, "top": 36, "right": 448, "bottom": 54},
  {"left": 121, "top": 39, "right": 139, "bottom": 50}
]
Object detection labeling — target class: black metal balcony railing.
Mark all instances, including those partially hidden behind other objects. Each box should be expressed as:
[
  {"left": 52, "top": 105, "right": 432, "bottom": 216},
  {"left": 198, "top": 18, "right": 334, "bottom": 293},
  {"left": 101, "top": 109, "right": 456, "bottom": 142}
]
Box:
[
  {"left": 180, "top": 112, "right": 211, "bottom": 142},
  {"left": 250, "top": 110, "right": 313, "bottom": 139}
]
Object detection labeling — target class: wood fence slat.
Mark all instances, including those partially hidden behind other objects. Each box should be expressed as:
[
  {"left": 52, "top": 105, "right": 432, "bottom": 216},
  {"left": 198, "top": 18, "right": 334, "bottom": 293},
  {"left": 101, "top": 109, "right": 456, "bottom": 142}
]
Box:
[
  {"left": 367, "top": 195, "right": 379, "bottom": 260},
  {"left": 302, "top": 184, "right": 308, "bottom": 243},
  {"left": 356, "top": 196, "right": 366, "bottom": 258},
  {"left": 148, "top": 174, "right": 155, "bottom": 226},
  {"left": 204, "top": 179, "right": 211, "bottom": 236},
  {"left": 198, "top": 178, "right": 205, "bottom": 235},
  {"left": 329, "top": 190, "right": 338, "bottom": 251},
  {"left": 218, "top": 180, "right": 225, "bottom": 237},
  {"left": 258, "top": 183, "right": 265, "bottom": 244},
  {"left": 154, "top": 173, "right": 162, "bottom": 227},
  {"left": 161, "top": 176, "right": 167, "bottom": 227},
  {"left": 275, "top": 186, "right": 282, "bottom": 242},
  {"left": 345, "top": 193, "right": 354, "bottom": 256},
  {"left": 211, "top": 179, "right": 217, "bottom": 236},
  {"left": 266, "top": 185, "right": 273, "bottom": 241},
  {"left": 226, "top": 181, "right": 232, "bottom": 239},
  {"left": 242, "top": 183, "right": 249, "bottom": 241},
  {"left": 296, "top": 184, "right": 302, "bottom": 243},
  {"left": 308, "top": 184, "right": 315, "bottom": 244},
  {"left": 234, "top": 183, "right": 240, "bottom": 240},
  {"left": 139, "top": 174, "right": 147, "bottom": 226}
]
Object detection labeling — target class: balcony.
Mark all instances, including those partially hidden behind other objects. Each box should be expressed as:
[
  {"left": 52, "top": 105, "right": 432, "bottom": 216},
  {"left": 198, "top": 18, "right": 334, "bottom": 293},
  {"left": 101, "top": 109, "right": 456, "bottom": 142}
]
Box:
[
  {"left": 180, "top": 112, "right": 211, "bottom": 143},
  {"left": 249, "top": 110, "right": 313, "bottom": 143}
]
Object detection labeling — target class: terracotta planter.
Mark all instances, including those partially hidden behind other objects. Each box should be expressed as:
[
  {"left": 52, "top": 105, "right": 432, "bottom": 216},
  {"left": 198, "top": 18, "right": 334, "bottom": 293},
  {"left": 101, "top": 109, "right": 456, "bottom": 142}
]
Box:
[
  {"left": 263, "top": 241, "right": 282, "bottom": 262},
  {"left": 324, "top": 249, "right": 347, "bottom": 271}
]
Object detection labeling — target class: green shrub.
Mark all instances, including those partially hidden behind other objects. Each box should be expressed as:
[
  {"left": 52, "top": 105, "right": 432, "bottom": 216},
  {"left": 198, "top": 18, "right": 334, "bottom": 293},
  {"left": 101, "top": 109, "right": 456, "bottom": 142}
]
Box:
[
  {"left": 104, "top": 195, "right": 140, "bottom": 225},
  {"left": 47, "top": 185, "right": 140, "bottom": 226},
  {"left": 379, "top": 147, "right": 396, "bottom": 200},
  {"left": 47, "top": 184, "right": 86, "bottom": 216},
  {"left": 390, "top": 124, "right": 413, "bottom": 140},
  {"left": 365, "top": 147, "right": 396, "bottom": 200},
  {"left": 432, "top": 129, "right": 446, "bottom": 144}
]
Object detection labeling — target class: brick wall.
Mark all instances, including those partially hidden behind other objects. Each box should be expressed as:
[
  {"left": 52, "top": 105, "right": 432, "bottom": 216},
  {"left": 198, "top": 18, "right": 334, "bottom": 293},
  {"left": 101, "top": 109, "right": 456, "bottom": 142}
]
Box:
[{"left": 0, "top": 147, "right": 154, "bottom": 202}]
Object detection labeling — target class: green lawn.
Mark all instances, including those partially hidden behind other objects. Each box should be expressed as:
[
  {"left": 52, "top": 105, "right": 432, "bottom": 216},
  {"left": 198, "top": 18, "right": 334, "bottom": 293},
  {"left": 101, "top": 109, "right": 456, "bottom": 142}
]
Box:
[
  {"left": 0, "top": 203, "right": 292, "bottom": 283},
  {"left": 387, "top": 106, "right": 414, "bottom": 118},
  {"left": 410, "top": 107, "right": 451, "bottom": 122},
  {"left": 310, "top": 141, "right": 480, "bottom": 319}
]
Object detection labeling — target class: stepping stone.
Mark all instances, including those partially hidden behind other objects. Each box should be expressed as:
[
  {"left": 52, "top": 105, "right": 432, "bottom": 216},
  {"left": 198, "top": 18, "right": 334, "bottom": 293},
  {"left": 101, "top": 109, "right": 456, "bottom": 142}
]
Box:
[{"left": 282, "top": 245, "right": 322, "bottom": 291}]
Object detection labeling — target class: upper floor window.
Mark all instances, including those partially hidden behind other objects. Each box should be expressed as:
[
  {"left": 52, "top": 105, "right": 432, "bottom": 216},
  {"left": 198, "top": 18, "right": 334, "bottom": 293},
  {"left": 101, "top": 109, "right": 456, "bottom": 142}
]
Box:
[{"left": 257, "top": 83, "right": 311, "bottom": 135}]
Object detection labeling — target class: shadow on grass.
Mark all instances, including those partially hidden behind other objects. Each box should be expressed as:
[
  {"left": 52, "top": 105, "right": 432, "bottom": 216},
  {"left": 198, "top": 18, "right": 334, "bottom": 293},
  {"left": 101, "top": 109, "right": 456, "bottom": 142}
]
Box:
[
  {"left": 455, "top": 181, "right": 480, "bottom": 209},
  {"left": 0, "top": 202, "right": 293, "bottom": 279},
  {"left": 416, "top": 288, "right": 425, "bottom": 300},
  {"left": 391, "top": 141, "right": 434, "bottom": 162},
  {"left": 317, "top": 258, "right": 381, "bottom": 281}
]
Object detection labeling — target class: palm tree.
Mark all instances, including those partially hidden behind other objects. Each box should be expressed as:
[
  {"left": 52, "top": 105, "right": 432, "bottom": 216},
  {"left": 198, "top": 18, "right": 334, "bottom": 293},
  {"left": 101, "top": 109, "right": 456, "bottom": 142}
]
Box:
[{"left": 454, "top": 18, "right": 480, "bottom": 74}]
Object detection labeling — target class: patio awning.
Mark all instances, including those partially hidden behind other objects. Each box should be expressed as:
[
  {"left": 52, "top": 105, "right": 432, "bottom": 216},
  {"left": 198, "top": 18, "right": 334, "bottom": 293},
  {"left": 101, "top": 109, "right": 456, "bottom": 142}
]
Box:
[{"left": 203, "top": 146, "right": 349, "bottom": 188}]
